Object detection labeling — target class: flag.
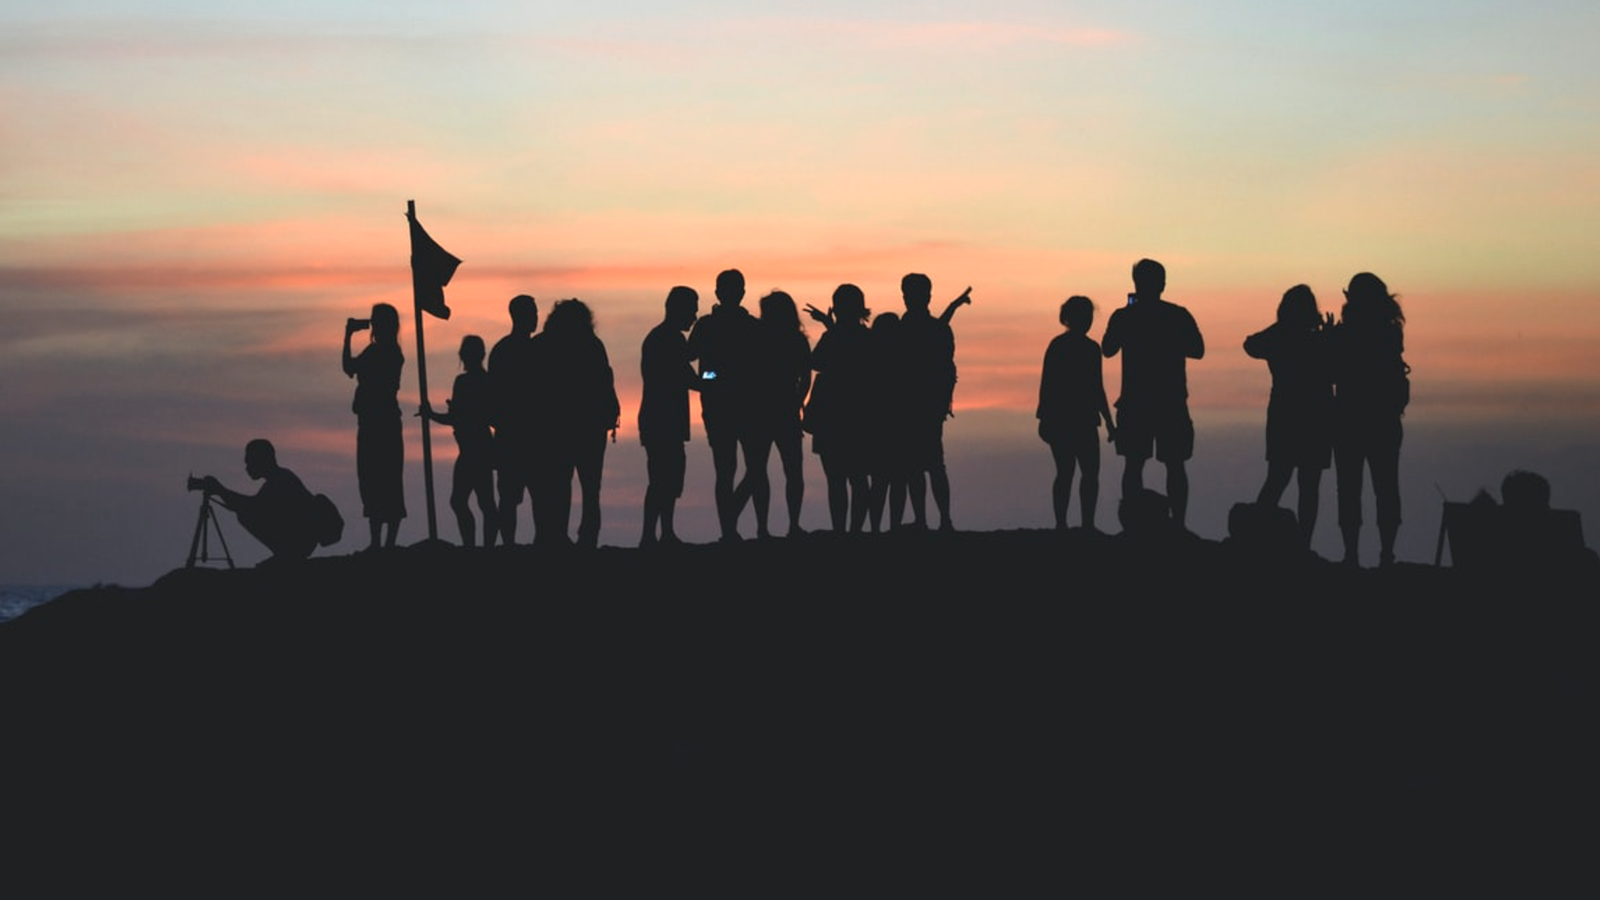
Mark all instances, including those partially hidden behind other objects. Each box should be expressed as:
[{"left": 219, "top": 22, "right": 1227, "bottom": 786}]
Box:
[{"left": 407, "top": 210, "right": 461, "bottom": 320}]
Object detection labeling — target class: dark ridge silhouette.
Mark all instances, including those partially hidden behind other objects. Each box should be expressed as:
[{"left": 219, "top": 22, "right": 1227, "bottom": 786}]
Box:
[
  {"left": 342, "top": 302, "right": 407, "bottom": 549},
  {"left": 4, "top": 530, "right": 1597, "bottom": 881}
]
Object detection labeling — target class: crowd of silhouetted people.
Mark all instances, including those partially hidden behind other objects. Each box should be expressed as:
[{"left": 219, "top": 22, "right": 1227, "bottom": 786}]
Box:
[{"left": 202, "top": 257, "right": 1576, "bottom": 572}]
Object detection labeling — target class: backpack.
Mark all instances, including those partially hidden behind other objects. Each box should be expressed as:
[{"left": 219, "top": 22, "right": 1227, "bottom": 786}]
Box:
[{"left": 311, "top": 494, "right": 344, "bottom": 547}]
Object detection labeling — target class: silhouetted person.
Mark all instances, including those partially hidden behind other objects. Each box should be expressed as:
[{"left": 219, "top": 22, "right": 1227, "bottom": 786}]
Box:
[
  {"left": 1102, "top": 259, "right": 1204, "bottom": 530},
  {"left": 533, "top": 298, "right": 620, "bottom": 550},
  {"left": 489, "top": 294, "right": 540, "bottom": 545},
  {"left": 1244, "top": 285, "right": 1334, "bottom": 547},
  {"left": 342, "top": 302, "right": 405, "bottom": 549},
  {"left": 687, "top": 269, "right": 763, "bottom": 541},
  {"left": 896, "top": 274, "right": 962, "bottom": 531},
  {"left": 1331, "top": 272, "right": 1408, "bottom": 567},
  {"left": 732, "top": 290, "right": 812, "bottom": 538},
  {"left": 199, "top": 439, "right": 320, "bottom": 563},
  {"left": 420, "top": 335, "right": 498, "bottom": 548},
  {"left": 807, "top": 284, "right": 874, "bottom": 533},
  {"left": 639, "top": 286, "right": 700, "bottom": 546},
  {"left": 867, "top": 311, "right": 905, "bottom": 532},
  {"left": 1038, "top": 296, "right": 1116, "bottom": 531}
]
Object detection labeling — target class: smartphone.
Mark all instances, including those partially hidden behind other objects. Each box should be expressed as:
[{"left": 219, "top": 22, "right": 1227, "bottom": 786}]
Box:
[
  {"left": 702, "top": 370, "right": 718, "bottom": 381},
  {"left": 1126, "top": 293, "right": 1137, "bottom": 306},
  {"left": 349, "top": 317, "right": 371, "bottom": 331}
]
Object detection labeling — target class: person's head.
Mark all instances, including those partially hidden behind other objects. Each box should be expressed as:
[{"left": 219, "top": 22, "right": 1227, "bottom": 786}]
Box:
[
  {"left": 1131, "top": 259, "right": 1166, "bottom": 301},
  {"left": 1277, "top": 284, "right": 1320, "bottom": 330},
  {"left": 544, "top": 298, "right": 595, "bottom": 337},
  {"left": 1059, "top": 295, "right": 1095, "bottom": 333},
  {"left": 715, "top": 269, "right": 746, "bottom": 308},
  {"left": 901, "top": 273, "right": 932, "bottom": 314},
  {"left": 1501, "top": 469, "right": 1551, "bottom": 512},
  {"left": 458, "top": 334, "right": 486, "bottom": 370},
  {"left": 832, "top": 283, "right": 869, "bottom": 324},
  {"left": 244, "top": 438, "right": 278, "bottom": 480},
  {"left": 369, "top": 303, "right": 400, "bottom": 344},
  {"left": 665, "top": 285, "right": 699, "bottom": 331},
  {"left": 508, "top": 294, "right": 539, "bottom": 335},
  {"left": 872, "top": 311, "right": 900, "bottom": 334},
  {"left": 759, "top": 290, "right": 802, "bottom": 333},
  {"left": 1342, "top": 272, "right": 1404, "bottom": 329}
]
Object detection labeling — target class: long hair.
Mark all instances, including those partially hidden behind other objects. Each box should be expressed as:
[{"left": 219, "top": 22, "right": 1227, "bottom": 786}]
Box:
[
  {"left": 544, "top": 298, "right": 596, "bottom": 337},
  {"left": 1277, "top": 284, "right": 1320, "bottom": 329},
  {"left": 760, "top": 290, "right": 804, "bottom": 335},
  {"left": 1342, "top": 273, "right": 1404, "bottom": 331},
  {"left": 370, "top": 302, "right": 400, "bottom": 345}
]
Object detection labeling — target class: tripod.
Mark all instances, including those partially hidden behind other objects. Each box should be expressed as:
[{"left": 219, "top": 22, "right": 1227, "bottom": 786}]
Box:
[{"left": 187, "top": 491, "right": 235, "bottom": 569}]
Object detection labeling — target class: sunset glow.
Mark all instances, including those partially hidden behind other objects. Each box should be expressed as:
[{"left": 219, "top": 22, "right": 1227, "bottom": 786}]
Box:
[{"left": 4, "top": 1, "right": 1599, "bottom": 584}]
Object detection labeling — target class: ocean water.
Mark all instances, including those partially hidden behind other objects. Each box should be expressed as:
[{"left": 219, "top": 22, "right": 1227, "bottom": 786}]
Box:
[{"left": 0, "top": 585, "right": 79, "bottom": 624}]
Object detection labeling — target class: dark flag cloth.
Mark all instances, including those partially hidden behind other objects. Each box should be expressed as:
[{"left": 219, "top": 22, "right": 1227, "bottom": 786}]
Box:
[{"left": 407, "top": 211, "right": 461, "bottom": 320}]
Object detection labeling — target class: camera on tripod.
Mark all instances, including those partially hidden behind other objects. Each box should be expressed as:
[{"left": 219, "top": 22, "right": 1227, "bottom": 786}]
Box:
[{"left": 186, "top": 474, "right": 213, "bottom": 494}]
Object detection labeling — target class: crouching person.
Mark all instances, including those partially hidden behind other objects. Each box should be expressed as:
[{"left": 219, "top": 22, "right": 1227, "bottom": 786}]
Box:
[{"left": 199, "top": 439, "right": 341, "bottom": 563}]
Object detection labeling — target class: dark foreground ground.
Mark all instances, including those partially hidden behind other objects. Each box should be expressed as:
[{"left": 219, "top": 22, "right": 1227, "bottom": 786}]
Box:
[{"left": 4, "top": 529, "right": 1597, "bottom": 889}]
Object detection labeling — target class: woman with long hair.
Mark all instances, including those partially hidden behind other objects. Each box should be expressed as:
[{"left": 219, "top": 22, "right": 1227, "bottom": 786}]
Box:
[
  {"left": 1244, "top": 284, "right": 1334, "bottom": 547},
  {"left": 535, "top": 298, "right": 620, "bottom": 549},
  {"left": 1331, "top": 273, "right": 1408, "bottom": 566},
  {"left": 342, "top": 302, "right": 406, "bottom": 550},
  {"left": 735, "top": 290, "right": 812, "bottom": 538},
  {"left": 806, "top": 284, "right": 873, "bottom": 533}
]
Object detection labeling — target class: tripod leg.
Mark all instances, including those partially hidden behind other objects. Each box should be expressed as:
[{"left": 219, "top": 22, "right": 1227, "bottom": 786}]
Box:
[
  {"left": 188, "top": 497, "right": 208, "bottom": 568},
  {"left": 210, "top": 501, "right": 235, "bottom": 569}
]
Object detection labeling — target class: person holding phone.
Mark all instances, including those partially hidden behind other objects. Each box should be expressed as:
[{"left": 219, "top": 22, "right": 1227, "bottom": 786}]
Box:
[{"left": 342, "top": 302, "right": 406, "bottom": 550}]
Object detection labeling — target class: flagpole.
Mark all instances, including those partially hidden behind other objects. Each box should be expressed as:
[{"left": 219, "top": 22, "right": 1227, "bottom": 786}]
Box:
[{"left": 408, "top": 199, "right": 440, "bottom": 542}]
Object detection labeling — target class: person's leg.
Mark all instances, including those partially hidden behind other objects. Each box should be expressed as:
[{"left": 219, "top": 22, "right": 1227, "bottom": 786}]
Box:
[
  {"left": 1078, "top": 431, "right": 1101, "bottom": 531},
  {"left": 1257, "top": 460, "right": 1293, "bottom": 508},
  {"left": 1295, "top": 466, "right": 1323, "bottom": 547},
  {"left": 660, "top": 443, "right": 685, "bottom": 543},
  {"left": 906, "top": 468, "right": 928, "bottom": 527},
  {"left": 576, "top": 430, "right": 606, "bottom": 549},
  {"left": 709, "top": 430, "right": 740, "bottom": 541},
  {"left": 1166, "top": 462, "right": 1189, "bottom": 529},
  {"left": 821, "top": 454, "right": 848, "bottom": 533},
  {"left": 1372, "top": 423, "right": 1403, "bottom": 565},
  {"left": 776, "top": 434, "right": 805, "bottom": 536},
  {"left": 1049, "top": 441, "right": 1074, "bottom": 530},
  {"left": 849, "top": 466, "right": 872, "bottom": 533},
  {"left": 495, "top": 440, "right": 523, "bottom": 546},
  {"left": 740, "top": 436, "right": 774, "bottom": 538},
  {"left": 930, "top": 461, "right": 952, "bottom": 531},
  {"left": 450, "top": 456, "right": 476, "bottom": 547},
  {"left": 1335, "top": 439, "right": 1366, "bottom": 566}
]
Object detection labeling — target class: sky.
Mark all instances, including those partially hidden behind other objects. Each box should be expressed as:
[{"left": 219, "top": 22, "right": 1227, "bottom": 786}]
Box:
[{"left": 3, "top": 0, "right": 1598, "bottom": 586}]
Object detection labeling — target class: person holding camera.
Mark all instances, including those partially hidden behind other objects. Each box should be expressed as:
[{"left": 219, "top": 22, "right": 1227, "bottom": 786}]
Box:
[
  {"left": 196, "top": 439, "right": 320, "bottom": 563},
  {"left": 342, "top": 302, "right": 406, "bottom": 550}
]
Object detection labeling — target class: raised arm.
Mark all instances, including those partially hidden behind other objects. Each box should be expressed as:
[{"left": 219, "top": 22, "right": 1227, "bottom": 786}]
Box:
[
  {"left": 342, "top": 318, "right": 364, "bottom": 377},
  {"left": 938, "top": 286, "right": 972, "bottom": 325}
]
